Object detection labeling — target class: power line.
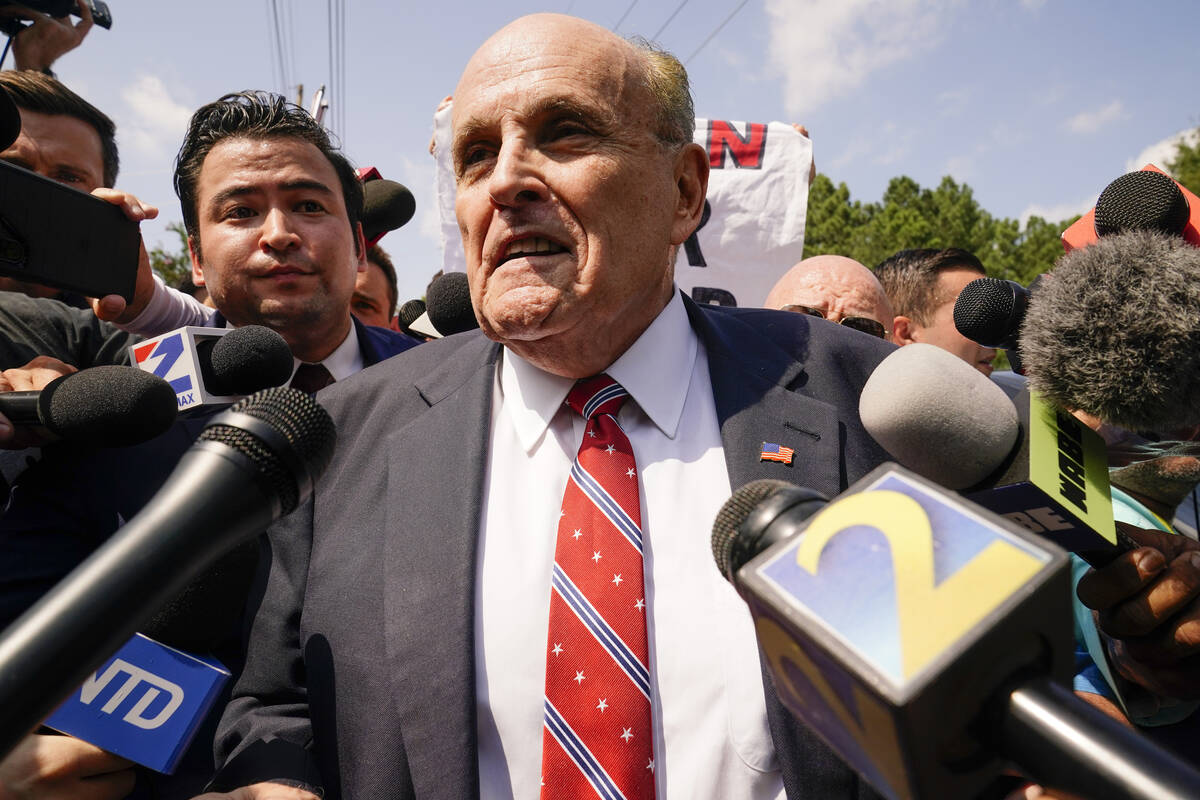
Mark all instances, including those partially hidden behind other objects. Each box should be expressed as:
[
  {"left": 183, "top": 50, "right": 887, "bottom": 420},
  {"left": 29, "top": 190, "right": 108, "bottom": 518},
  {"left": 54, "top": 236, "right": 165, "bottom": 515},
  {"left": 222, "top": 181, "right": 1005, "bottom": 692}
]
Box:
[
  {"left": 268, "top": 0, "right": 288, "bottom": 94},
  {"left": 651, "top": 0, "right": 688, "bottom": 40},
  {"left": 685, "top": 0, "right": 749, "bottom": 64},
  {"left": 612, "top": 0, "right": 638, "bottom": 31}
]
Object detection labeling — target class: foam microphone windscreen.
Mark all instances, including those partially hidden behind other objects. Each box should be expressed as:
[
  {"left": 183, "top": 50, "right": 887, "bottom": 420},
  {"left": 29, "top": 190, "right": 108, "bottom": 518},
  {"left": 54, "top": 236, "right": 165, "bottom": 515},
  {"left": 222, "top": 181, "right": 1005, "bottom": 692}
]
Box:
[
  {"left": 0, "top": 87, "right": 19, "bottom": 152},
  {"left": 1094, "top": 170, "right": 1190, "bottom": 237},
  {"left": 859, "top": 343, "right": 1020, "bottom": 489},
  {"left": 426, "top": 272, "right": 479, "bottom": 336},
  {"left": 1021, "top": 230, "right": 1200, "bottom": 431},
  {"left": 362, "top": 179, "right": 416, "bottom": 244},
  {"left": 42, "top": 366, "right": 178, "bottom": 446},
  {"left": 202, "top": 325, "right": 294, "bottom": 396}
]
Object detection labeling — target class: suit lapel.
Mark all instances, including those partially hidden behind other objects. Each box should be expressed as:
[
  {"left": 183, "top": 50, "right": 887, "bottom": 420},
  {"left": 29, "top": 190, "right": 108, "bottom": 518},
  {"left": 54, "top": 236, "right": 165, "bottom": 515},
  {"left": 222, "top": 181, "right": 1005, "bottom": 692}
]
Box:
[
  {"left": 685, "top": 299, "right": 843, "bottom": 498},
  {"left": 383, "top": 334, "right": 499, "bottom": 799}
]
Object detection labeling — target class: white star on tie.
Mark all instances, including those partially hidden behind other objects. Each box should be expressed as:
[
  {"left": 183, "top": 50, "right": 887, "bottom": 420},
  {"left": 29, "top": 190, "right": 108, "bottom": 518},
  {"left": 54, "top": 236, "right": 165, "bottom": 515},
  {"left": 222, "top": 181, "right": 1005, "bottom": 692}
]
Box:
[
  {"left": 626, "top": 468, "right": 635, "bottom": 478},
  {"left": 588, "top": 429, "right": 597, "bottom": 438},
  {"left": 612, "top": 573, "right": 623, "bottom": 587},
  {"left": 559, "top": 510, "right": 565, "bottom": 518},
  {"left": 635, "top": 597, "right": 645, "bottom": 611},
  {"left": 592, "top": 551, "right": 602, "bottom": 563},
  {"left": 620, "top": 727, "right": 634, "bottom": 743},
  {"left": 574, "top": 670, "right": 586, "bottom": 684},
  {"left": 551, "top": 643, "right": 563, "bottom": 656},
  {"left": 605, "top": 444, "right": 615, "bottom": 455},
  {"left": 572, "top": 528, "right": 582, "bottom": 540},
  {"left": 596, "top": 698, "right": 608, "bottom": 712},
  {"left": 647, "top": 758, "right": 654, "bottom": 772}
]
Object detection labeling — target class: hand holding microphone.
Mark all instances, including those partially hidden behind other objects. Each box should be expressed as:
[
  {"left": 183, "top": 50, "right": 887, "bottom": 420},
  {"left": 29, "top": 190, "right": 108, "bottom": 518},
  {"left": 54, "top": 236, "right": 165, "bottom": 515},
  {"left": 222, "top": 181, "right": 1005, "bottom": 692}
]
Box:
[{"left": 1077, "top": 524, "right": 1200, "bottom": 703}]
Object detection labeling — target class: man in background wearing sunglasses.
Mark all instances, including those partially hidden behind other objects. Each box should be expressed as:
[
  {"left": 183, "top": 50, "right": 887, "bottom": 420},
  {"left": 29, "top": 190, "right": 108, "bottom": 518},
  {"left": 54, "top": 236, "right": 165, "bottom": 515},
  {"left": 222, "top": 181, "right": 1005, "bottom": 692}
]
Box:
[
  {"left": 874, "top": 247, "right": 997, "bottom": 376},
  {"left": 764, "top": 254, "right": 894, "bottom": 341}
]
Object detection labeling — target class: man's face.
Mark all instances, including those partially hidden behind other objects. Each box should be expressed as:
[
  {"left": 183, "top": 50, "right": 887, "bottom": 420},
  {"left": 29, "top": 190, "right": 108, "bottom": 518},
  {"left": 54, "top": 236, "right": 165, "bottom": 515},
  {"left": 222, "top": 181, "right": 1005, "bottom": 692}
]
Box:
[
  {"left": 0, "top": 109, "right": 104, "bottom": 192},
  {"left": 908, "top": 267, "right": 996, "bottom": 376},
  {"left": 352, "top": 259, "right": 394, "bottom": 329},
  {"left": 189, "top": 135, "right": 363, "bottom": 355},
  {"left": 451, "top": 15, "right": 705, "bottom": 376},
  {"left": 0, "top": 109, "right": 105, "bottom": 297}
]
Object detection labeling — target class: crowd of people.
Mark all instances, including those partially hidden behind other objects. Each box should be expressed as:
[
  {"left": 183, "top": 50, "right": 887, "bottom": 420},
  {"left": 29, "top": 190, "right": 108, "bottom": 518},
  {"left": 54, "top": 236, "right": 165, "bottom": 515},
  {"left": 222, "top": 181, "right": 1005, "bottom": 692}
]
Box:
[{"left": 0, "top": 6, "right": 1197, "bottom": 800}]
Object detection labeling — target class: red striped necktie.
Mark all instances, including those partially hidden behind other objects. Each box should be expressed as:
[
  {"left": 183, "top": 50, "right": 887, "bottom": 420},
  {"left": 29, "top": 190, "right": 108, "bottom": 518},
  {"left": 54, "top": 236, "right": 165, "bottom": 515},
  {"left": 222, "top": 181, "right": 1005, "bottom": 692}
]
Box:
[{"left": 540, "top": 374, "right": 655, "bottom": 800}]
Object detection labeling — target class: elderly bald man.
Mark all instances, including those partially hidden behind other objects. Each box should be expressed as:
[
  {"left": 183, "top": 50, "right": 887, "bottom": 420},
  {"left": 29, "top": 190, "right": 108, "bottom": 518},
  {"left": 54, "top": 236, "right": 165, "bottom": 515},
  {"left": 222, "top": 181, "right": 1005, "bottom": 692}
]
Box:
[{"left": 764, "top": 254, "right": 894, "bottom": 341}]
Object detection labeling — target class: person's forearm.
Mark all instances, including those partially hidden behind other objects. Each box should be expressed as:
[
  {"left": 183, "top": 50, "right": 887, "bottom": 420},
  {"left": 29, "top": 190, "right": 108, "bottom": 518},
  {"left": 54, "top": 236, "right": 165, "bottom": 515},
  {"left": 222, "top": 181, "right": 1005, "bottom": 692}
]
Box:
[{"left": 117, "top": 274, "right": 211, "bottom": 335}]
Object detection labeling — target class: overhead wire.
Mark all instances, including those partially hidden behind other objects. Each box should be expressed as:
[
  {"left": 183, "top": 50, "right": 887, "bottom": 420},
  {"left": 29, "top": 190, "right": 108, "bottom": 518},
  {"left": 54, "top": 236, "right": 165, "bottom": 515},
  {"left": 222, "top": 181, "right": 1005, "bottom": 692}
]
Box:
[
  {"left": 685, "top": 0, "right": 749, "bottom": 64},
  {"left": 651, "top": 0, "right": 688, "bottom": 40},
  {"left": 269, "top": 0, "right": 288, "bottom": 95},
  {"left": 612, "top": 0, "right": 638, "bottom": 31}
]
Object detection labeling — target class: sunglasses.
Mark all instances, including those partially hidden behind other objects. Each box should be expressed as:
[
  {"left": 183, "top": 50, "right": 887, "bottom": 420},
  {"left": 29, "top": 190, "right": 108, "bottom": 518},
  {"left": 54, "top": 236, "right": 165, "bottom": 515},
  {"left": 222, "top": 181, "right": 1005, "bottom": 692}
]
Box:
[{"left": 780, "top": 304, "right": 887, "bottom": 339}]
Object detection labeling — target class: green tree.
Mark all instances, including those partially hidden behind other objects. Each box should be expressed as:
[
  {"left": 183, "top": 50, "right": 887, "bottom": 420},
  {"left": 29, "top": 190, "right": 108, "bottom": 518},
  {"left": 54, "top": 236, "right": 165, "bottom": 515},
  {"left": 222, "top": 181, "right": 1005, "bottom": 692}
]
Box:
[
  {"left": 1166, "top": 128, "right": 1200, "bottom": 197},
  {"left": 147, "top": 222, "right": 191, "bottom": 288},
  {"left": 803, "top": 172, "right": 1078, "bottom": 283}
]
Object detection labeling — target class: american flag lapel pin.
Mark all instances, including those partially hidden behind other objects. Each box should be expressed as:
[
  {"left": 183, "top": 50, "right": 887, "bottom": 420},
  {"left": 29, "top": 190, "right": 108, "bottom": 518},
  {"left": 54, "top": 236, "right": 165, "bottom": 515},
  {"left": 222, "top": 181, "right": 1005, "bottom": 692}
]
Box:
[{"left": 759, "top": 441, "right": 795, "bottom": 465}]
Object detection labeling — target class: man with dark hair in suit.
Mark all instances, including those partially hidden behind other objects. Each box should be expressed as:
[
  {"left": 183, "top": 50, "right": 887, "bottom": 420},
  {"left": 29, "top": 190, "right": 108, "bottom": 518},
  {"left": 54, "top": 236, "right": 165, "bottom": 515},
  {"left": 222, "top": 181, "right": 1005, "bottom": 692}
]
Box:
[{"left": 201, "top": 15, "right": 891, "bottom": 800}]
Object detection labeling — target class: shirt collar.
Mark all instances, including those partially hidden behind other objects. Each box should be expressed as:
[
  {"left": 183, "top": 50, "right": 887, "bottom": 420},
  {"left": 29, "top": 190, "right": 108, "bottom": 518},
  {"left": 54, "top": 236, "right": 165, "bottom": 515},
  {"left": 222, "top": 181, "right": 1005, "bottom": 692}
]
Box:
[
  {"left": 290, "top": 322, "right": 363, "bottom": 383},
  {"left": 500, "top": 290, "right": 698, "bottom": 452}
]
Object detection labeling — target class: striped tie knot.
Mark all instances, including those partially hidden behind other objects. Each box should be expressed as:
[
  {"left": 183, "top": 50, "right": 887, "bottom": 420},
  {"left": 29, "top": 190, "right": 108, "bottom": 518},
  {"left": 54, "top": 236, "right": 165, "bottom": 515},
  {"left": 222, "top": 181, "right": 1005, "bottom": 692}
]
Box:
[{"left": 566, "top": 374, "right": 629, "bottom": 421}]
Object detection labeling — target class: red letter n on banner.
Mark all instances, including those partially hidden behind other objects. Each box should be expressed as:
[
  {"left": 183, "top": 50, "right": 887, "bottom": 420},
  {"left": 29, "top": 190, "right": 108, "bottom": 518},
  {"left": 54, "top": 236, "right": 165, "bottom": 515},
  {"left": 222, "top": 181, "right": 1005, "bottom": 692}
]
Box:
[{"left": 707, "top": 121, "right": 768, "bottom": 169}]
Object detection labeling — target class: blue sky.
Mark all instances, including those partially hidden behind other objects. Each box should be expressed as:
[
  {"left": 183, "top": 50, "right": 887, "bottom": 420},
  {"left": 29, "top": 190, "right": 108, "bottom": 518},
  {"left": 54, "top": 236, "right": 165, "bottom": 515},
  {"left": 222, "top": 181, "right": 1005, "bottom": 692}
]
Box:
[{"left": 43, "top": 0, "right": 1200, "bottom": 304}]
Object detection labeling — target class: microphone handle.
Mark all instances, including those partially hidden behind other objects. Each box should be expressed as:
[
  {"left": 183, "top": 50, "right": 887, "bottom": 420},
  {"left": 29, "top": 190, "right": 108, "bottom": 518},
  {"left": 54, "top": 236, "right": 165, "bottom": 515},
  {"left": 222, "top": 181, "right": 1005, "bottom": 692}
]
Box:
[
  {"left": 0, "top": 391, "right": 44, "bottom": 426},
  {"left": 0, "top": 442, "right": 276, "bottom": 758},
  {"left": 994, "top": 675, "right": 1200, "bottom": 799}
]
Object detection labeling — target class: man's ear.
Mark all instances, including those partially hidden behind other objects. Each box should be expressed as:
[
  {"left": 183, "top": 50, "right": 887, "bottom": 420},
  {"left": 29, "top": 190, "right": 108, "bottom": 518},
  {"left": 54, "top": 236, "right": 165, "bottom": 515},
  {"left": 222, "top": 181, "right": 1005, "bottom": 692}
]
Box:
[
  {"left": 354, "top": 222, "right": 368, "bottom": 273},
  {"left": 670, "top": 142, "right": 710, "bottom": 247},
  {"left": 892, "top": 315, "right": 919, "bottom": 345},
  {"left": 188, "top": 236, "right": 205, "bottom": 286}
]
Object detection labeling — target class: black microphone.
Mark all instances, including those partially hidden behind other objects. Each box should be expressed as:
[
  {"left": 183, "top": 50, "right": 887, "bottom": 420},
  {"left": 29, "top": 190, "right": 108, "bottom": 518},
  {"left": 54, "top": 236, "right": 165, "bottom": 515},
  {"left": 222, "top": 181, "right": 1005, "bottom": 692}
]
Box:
[
  {"left": 426, "top": 271, "right": 478, "bottom": 336},
  {"left": 362, "top": 178, "right": 416, "bottom": 245},
  {"left": 1021, "top": 229, "right": 1200, "bottom": 432},
  {"left": 713, "top": 467, "right": 1200, "bottom": 800},
  {"left": 953, "top": 277, "right": 1032, "bottom": 374},
  {"left": 0, "top": 365, "right": 178, "bottom": 447},
  {"left": 1094, "top": 170, "right": 1190, "bottom": 238},
  {"left": 0, "top": 386, "right": 336, "bottom": 758},
  {"left": 197, "top": 324, "right": 294, "bottom": 396}
]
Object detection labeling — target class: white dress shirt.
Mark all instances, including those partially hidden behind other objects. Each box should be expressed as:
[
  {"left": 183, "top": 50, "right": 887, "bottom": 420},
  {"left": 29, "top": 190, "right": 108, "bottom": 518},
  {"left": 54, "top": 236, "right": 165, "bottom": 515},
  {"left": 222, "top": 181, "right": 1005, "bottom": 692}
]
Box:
[{"left": 475, "top": 292, "right": 784, "bottom": 799}]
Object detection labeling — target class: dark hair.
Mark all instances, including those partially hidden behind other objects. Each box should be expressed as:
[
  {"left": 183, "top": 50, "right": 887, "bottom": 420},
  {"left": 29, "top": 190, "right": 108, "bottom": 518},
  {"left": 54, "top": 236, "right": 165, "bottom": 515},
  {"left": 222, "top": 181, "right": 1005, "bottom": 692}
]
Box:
[
  {"left": 366, "top": 243, "right": 398, "bottom": 314},
  {"left": 0, "top": 70, "right": 118, "bottom": 187},
  {"left": 873, "top": 247, "right": 985, "bottom": 325},
  {"left": 174, "top": 91, "right": 362, "bottom": 252}
]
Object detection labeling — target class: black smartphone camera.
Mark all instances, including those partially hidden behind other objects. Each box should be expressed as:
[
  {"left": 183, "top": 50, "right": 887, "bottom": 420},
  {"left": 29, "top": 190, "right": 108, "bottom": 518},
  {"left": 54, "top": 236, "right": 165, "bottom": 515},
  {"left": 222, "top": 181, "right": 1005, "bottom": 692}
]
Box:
[{"left": 0, "top": 1, "right": 112, "bottom": 38}]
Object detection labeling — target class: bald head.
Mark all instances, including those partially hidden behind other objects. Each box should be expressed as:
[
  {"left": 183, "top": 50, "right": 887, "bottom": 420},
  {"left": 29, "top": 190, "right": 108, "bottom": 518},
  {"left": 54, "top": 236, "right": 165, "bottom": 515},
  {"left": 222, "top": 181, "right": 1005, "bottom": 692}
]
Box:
[{"left": 766, "top": 255, "right": 894, "bottom": 339}]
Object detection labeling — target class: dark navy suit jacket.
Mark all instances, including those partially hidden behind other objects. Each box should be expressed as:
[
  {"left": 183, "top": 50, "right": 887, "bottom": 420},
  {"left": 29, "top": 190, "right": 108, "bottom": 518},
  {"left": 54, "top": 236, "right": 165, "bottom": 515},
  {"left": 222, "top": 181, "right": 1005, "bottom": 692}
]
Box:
[{"left": 212, "top": 297, "right": 893, "bottom": 800}]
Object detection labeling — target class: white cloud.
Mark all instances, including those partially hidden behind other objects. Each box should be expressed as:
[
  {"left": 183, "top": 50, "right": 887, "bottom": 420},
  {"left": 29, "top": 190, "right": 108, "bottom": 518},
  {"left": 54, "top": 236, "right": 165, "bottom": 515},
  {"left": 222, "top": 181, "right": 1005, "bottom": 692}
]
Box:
[
  {"left": 765, "top": 0, "right": 958, "bottom": 116},
  {"left": 1125, "top": 127, "right": 1200, "bottom": 173},
  {"left": 1019, "top": 195, "right": 1095, "bottom": 228},
  {"left": 117, "top": 75, "right": 193, "bottom": 160},
  {"left": 1063, "top": 100, "right": 1127, "bottom": 135}
]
